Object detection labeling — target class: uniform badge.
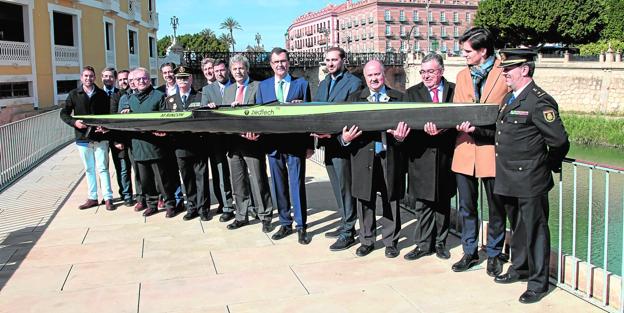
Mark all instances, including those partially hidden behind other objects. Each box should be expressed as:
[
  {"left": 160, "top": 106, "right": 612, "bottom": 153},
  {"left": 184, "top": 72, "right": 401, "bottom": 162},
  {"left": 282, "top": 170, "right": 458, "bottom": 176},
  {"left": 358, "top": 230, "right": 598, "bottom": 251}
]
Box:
[
  {"left": 168, "top": 97, "right": 174, "bottom": 103},
  {"left": 543, "top": 109, "right": 556, "bottom": 122},
  {"left": 172, "top": 103, "right": 177, "bottom": 111}
]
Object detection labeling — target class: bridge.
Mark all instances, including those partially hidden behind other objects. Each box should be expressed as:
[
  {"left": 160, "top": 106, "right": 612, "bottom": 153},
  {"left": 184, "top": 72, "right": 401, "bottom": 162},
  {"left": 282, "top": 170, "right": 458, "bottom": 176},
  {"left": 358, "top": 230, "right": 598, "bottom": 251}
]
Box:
[{"left": 0, "top": 110, "right": 621, "bottom": 312}]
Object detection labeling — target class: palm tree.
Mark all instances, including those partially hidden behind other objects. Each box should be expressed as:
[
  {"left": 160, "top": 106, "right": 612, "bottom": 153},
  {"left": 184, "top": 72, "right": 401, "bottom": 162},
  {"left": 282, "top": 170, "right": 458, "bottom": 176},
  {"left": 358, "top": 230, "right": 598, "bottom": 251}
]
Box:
[{"left": 220, "top": 17, "right": 242, "bottom": 52}]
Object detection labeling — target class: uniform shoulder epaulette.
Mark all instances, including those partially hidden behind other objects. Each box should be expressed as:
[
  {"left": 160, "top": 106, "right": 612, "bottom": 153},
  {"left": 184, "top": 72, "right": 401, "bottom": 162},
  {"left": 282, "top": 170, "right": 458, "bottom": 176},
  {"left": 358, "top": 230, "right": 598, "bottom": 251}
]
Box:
[{"left": 532, "top": 86, "right": 546, "bottom": 98}]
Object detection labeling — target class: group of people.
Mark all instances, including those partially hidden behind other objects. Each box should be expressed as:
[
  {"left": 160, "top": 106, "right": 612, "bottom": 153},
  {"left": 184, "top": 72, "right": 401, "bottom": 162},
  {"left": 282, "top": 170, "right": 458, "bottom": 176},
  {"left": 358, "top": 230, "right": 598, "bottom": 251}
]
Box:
[{"left": 60, "top": 26, "right": 570, "bottom": 304}]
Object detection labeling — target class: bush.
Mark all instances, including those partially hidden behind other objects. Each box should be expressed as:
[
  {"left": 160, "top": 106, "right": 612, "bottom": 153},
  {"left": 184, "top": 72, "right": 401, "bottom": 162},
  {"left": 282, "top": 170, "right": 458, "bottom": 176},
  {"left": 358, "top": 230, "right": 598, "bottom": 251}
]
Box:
[
  {"left": 578, "top": 39, "right": 624, "bottom": 55},
  {"left": 561, "top": 113, "right": 624, "bottom": 147}
]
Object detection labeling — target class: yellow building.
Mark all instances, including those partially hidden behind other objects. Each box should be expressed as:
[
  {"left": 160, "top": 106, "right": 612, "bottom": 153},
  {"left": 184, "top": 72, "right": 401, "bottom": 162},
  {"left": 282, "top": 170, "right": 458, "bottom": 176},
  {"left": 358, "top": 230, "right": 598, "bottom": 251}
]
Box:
[{"left": 0, "top": 0, "right": 159, "bottom": 114}]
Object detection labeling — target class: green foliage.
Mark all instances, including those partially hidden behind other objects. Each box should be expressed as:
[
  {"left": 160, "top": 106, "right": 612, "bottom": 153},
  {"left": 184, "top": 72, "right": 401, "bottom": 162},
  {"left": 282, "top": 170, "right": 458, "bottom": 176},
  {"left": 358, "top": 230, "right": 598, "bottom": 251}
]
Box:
[
  {"left": 602, "top": 0, "right": 624, "bottom": 40},
  {"left": 561, "top": 113, "right": 624, "bottom": 147},
  {"left": 156, "top": 28, "right": 229, "bottom": 56},
  {"left": 157, "top": 36, "right": 171, "bottom": 56},
  {"left": 578, "top": 40, "right": 624, "bottom": 55},
  {"left": 220, "top": 17, "right": 242, "bottom": 52}
]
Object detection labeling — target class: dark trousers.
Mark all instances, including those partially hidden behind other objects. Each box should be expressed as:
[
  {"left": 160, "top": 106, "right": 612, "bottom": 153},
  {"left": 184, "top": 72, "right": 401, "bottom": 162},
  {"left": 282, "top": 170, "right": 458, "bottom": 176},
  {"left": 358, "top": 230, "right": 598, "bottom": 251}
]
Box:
[
  {"left": 136, "top": 159, "right": 177, "bottom": 210},
  {"left": 456, "top": 174, "right": 506, "bottom": 257},
  {"left": 176, "top": 156, "right": 209, "bottom": 213},
  {"left": 209, "top": 138, "right": 234, "bottom": 212},
  {"left": 501, "top": 193, "right": 550, "bottom": 292},
  {"left": 228, "top": 152, "right": 273, "bottom": 222},
  {"left": 128, "top": 146, "right": 144, "bottom": 204},
  {"left": 268, "top": 152, "right": 307, "bottom": 229},
  {"left": 110, "top": 145, "right": 133, "bottom": 201},
  {"left": 411, "top": 197, "right": 450, "bottom": 251},
  {"left": 357, "top": 156, "right": 401, "bottom": 248},
  {"left": 325, "top": 153, "right": 356, "bottom": 239}
]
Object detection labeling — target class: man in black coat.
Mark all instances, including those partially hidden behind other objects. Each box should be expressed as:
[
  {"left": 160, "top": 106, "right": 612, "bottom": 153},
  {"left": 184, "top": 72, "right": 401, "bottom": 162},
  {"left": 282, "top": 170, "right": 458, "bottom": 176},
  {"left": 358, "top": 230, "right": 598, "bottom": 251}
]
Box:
[
  {"left": 341, "top": 59, "right": 409, "bottom": 258},
  {"left": 402, "top": 53, "right": 457, "bottom": 261},
  {"left": 492, "top": 49, "right": 569, "bottom": 304}
]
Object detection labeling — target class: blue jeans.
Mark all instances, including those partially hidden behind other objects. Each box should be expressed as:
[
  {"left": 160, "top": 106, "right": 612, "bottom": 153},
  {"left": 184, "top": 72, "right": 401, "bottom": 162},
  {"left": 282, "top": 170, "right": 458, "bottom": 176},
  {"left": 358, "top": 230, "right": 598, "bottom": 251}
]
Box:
[{"left": 77, "top": 141, "right": 113, "bottom": 200}]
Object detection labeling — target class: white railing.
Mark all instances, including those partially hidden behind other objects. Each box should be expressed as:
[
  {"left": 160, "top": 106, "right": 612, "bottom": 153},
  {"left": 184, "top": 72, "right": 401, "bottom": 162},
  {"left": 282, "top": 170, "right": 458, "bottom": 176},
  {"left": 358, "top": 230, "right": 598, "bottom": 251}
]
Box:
[
  {"left": 128, "top": 0, "right": 142, "bottom": 22},
  {"left": 0, "top": 109, "right": 74, "bottom": 191},
  {"left": 54, "top": 45, "right": 79, "bottom": 67},
  {"left": 102, "top": 0, "right": 120, "bottom": 13},
  {"left": 106, "top": 50, "right": 115, "bottom": 67},
  {"left": 148, "top": 11, "right": 159, "bottom": 30},
  {"left": 129, "top": 53, "right": 139, "bottom": 69},
  {"left": 0, "top": 40, "right": 31, "bottom": 66}
]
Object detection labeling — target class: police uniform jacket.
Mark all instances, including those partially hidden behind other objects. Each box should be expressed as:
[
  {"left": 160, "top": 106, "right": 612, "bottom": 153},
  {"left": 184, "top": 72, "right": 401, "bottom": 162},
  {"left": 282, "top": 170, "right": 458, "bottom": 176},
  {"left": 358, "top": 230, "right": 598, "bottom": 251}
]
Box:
[
  {"left": 128, "top": 86, "right": 170, "bottom": 162},
  {"left": 494, "top": 81, "right": 569, "bottom": 197},
  {"left": 452, "top": 58, "right": 509, "bottom": 177},
  {"left": 403, "top": 79, "right": 457, "bottom": 202},
  {"left": 345, "top": 87, "right": 405, "bottom": 202},
  {"left": 164, "top": 88, "right": 208, "bottom": 159}
]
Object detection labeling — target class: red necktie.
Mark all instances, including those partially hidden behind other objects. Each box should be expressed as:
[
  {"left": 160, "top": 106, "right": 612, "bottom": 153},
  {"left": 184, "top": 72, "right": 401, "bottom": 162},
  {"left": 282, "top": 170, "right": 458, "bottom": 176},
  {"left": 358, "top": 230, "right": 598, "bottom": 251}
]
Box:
[
  {"left": 431, "top": 87, "right": 439, "bottom": 103},
  {"left": 235, "top": 85, "right": 245, "bottom": 103}
]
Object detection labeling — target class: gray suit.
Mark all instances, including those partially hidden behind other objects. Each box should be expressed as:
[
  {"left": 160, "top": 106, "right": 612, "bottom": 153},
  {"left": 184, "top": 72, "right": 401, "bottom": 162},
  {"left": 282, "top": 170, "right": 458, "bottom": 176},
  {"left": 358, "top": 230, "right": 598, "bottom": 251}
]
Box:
[
  {"left": 223, "top": 80, "right": 273, "bottom": 222},
  {"left": 200, "top": 81, "right": 234, "bottom": 212}
]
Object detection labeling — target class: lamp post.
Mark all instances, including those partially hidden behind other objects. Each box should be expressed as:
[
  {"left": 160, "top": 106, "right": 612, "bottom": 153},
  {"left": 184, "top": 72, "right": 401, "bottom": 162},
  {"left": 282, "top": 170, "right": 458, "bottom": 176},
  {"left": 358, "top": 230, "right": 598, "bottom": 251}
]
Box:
[
  {"left": 320, "top": 27, "right": 330, "bottom": 50},
  {"left": 170, "top": 16, "right": 179, "bottom": 44}
]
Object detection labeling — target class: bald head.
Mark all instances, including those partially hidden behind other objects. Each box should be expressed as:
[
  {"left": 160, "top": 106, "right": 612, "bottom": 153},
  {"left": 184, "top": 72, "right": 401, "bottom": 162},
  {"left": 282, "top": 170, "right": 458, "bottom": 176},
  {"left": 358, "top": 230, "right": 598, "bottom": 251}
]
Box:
[{"left": 363, "top": 60, "right": 386, "bottom": 92}]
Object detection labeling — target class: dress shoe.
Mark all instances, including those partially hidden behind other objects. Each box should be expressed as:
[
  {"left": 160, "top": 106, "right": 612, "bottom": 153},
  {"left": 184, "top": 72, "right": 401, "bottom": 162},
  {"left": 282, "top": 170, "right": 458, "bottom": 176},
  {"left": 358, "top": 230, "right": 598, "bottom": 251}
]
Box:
[
  {"left": 134, "top": 202, "right": 146, "bottom": 212},
  {"left": 329, "top": 236, "right": 356, "bottom": 251},
  {"left": 142, "top": 207, "right": 158, "bottom": 217},
  {"left": 355, "top": 244, "right": 374, "bottom": 257},
  {"left": 123, "top": 199, "right": 136, "bottom": 207},
  {"left": 297, "top": 228, "right": 311, "bottom": 245},
  {"left": 487, "top": 255, "right": 504, "bottom": 277},
  {"left": 403, "top": 247, "right": 433, "bottom": 261},
  {"left": 199, "top": 210, "right": 211, "bottom": 221},
  {"left": 78, "top": 199, "right": 98, "bottom": 210},
  {"left": 215, "top": 206, "right": 224, "bottom": 214},
  {"left": 271, "top": 226, "right": 293, "bottom": 240},
  {"left": 452, "top": 253, "right": 479, "bottom": 272},
  {"left": 261, "top": 220, "right": 272, "bottom": 233},
  {"left": 165, "top": 207, "right": 179, "bottom": 218},
  {"left": 219, "top": 212, "right": 235, "bottom": 223},
  {"left": 435, "top": 243, "right": 451, "bottom": 259},
  {"left": 105, "top": 199, "right": 116, "bottom": 211},
  {"left": 183, "top": 210, "right": 199, "bottom": 221},
  {"left": 227, "top": 219, "right": 249, "bottom": 230},
  {"left": 157, "top": 199, "right": 165, "bottom": 209},
  {"left": 519, "top": 290, "right": 546, "bottom": 304},
  {"left": 385, "top": 246, "right": 399, "bottom": 258},
  {"left": 494, "top": 270, "right": 526, "bottom": 284},
  {"left": 176, "top": 201, "right": 186, "bottom": 213},
  {"left": 324, "top": 228, "right": 341, "bottom": 238}
]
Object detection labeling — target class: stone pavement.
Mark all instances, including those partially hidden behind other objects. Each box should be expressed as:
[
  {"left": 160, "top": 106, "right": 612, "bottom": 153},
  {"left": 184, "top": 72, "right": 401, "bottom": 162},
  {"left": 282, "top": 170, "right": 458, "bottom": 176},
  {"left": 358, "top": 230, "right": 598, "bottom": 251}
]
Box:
[{"left": 0, "top": 144, "right": 603, "bottom": 313}]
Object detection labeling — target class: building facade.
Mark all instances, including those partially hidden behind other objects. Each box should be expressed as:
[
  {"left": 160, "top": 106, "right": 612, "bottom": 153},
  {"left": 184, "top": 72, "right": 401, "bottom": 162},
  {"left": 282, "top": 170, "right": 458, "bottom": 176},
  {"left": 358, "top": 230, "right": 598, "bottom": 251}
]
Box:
[
  {"left": 286, "top": 0, "right": 479, "bottom": 54},
  {"left": 0, "top": 0, "right": 159, "bottom": 113}
]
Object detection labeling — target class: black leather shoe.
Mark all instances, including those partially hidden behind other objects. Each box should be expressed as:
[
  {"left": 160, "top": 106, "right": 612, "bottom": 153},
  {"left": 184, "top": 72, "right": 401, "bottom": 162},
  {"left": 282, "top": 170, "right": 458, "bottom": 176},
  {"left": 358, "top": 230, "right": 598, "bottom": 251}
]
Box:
[
  {"left": 271, "top": 226, "right": 293, "bottom": 240},
  {"left": 215, "top": 206, "right": 224, "bottom": 214},
  {"left": 385, "top": 246, "right": 399, "bottom": 258},
  {"left": 435, "top": 243, "right": 450, "bottom": 259},
  {"left": 451, "top": 253, "right": 479, "bottom": 272},
  {"left": 494, "top": 270, "right": 526, "bottom": 284},
  {"left": 487, "top": 256, "right": 504, "bottom": 277},
  {"left": 403, "top": 247, "right": 433, "bottom": 261},
  {"left": 219, "top": 212, "right": 235, "bottom": 223},
  {"left": 199, "top": 210, "right": 211, "bottom": 221},
  {"left": 227, "top": 219, "right": 249, "bottom": 230},
  {"left": 519, "top": 290, "right": 546, "bottom": 304},
  {"left": 261, "top": 220, "right": 272, "bottom": 233},
  {"left": 297, "top": 228, "right": 311, "bottom": 245},
  {"left": 329, "top": 236, "right": 356, "bottom": 251},
  {"left": 183, "top": 211, "right": 199, "bottom": 221},
  {"left": 355, "top": 244, "right": 374, "bottom": 257},
  {"left": 324, "top": 228, "right": 341, "bottom": 238},
  {"left": 142, "top": 207, "right": 158, "bottom": 217},
  {"left": 165, "top": 208, "right": 179, "bottom": 218}
]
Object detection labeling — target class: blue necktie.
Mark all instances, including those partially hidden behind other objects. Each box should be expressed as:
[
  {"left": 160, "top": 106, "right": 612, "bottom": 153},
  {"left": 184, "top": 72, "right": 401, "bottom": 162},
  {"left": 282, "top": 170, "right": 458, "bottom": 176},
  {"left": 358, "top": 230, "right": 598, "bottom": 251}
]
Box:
[
  {"left": 507, "top": 94, "right": 516, "bottom": 105},
  {"left": 329, "top": 78, "right": 337, "bottom": 95},
  {"left": 373, "top": 92, "right": 384, "bottom": 154}
]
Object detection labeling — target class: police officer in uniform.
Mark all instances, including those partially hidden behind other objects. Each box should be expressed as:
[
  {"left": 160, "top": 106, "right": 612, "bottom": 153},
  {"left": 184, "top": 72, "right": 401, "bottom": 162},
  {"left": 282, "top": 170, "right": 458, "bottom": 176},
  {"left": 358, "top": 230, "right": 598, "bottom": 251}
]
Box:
[
  {"left": 492, "top": 48, "right": 570, "bottom": 304},
  {"left": 165, "top": 66, "right": 210, "bottom": 221}
]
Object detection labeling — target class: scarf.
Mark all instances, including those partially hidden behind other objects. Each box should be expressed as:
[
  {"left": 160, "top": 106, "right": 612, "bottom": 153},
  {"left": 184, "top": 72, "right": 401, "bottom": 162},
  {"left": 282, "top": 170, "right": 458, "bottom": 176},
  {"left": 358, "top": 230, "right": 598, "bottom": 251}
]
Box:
[{"left": 469, "top": 56, "right": 495, "bottom": 102}]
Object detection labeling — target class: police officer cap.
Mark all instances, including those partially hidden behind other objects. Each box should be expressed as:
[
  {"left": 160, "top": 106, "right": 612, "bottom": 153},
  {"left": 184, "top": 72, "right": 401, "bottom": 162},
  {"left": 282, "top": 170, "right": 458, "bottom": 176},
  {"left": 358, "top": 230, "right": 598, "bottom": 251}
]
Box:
[
  {"left": 173, "top": 66, "right": 191, "bottom": 78},
  {"left": 498, "top": 48, "right": 537, "bottom": 68}
]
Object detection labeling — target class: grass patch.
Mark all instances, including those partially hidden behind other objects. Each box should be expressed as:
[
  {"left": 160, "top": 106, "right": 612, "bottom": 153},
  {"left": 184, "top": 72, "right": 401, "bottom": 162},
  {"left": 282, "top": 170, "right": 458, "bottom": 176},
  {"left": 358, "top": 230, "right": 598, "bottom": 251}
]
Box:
[{"left": 561, "top": 113, "right": 624, "bottom": 147}]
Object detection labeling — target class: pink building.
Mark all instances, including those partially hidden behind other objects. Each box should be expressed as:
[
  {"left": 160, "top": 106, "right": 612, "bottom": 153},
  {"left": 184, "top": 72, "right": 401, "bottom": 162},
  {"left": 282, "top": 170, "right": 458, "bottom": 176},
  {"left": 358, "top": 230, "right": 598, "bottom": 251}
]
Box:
[{"left": 286, "top": 0, "right": 480, "bottom": 55}]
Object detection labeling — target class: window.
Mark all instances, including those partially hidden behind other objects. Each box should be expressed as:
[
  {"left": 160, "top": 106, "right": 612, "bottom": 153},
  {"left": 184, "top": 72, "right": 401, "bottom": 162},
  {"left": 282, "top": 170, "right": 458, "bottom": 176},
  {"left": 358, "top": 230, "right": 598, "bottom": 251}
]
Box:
[
  {"left": 385, "top": 25, "right": 392, "bottom": 36},
  {"left": 400, "top": 25, "right": 406, "bottom": 36},
  {"left": 440, "top": 11, "right": 446, "bottom": 23},
  {"left": 105, "top": 22, "right": 114, "bottom": 51},
  {"left": 454, "top": 26, "right": 459, "bottom": 37},
  {"left": 149, "top": 36, "right": 156, "bottom": 58},
  {"left": 413, "top": 10, "right": 419, "bottom": 22},
  {"left": 128, "top": 29, "right": 137, "bottom": 54},
  {"left": 53, "top": 12, "right": 74, "bottom": 46},
  {"left": 0, "top": 2, "right": 25, "bottom": 42},
  {"left": 428, "top": 11, "right": 434, "bottom": 22},
  {"left": 56, "top": 80, "right": 78, "bottom": 94},
  {"left": 466, "top": 12, "right": 471, "bottom": 23},
  {"left": 400, "top": 10, "right": 405, "bottom": 22},
  {"left": 384, "top": 10, "right": 391, "bottom": 21},
  {"left": 0, "top": 82, "right": 29, "bottom": 99},
  {"left": 453, "top": 12, "right": 459, "bottom": 23}
]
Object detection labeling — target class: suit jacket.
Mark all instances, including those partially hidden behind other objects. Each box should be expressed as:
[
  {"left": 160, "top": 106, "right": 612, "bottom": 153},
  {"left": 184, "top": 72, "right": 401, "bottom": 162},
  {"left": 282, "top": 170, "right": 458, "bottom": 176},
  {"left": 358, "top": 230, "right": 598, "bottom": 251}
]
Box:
[
  {"left": 345, "top": 87, "right": 405, "bottom": 202},
  {"left": 128, "top": 86, "right": 170, "bottom": 161},
  {"left": 256, "top": 75, "right": 313, "bottom": 156},
  {"left": 222, "top": 80, "right": 267, "bottom": 155},
  {"left": 452, "top": 58, "right": 508, "bottom": 177},
  {"left": 164, "top": 89, "right": 207, "bottom": 159},
  {"left": 200, "top": 81, "right": 231, "bottom": 107},
  {"left": 313, "top": 70, "right": 362, "bottom": 159},
  {"left": 494, "top": 81, "right": 569, "bottom": 197},
  {"left": 403, "top": 79, "right": 457, "bottom": 202},
  {"left": 59, "top": 85, "right": 110, "bottom": 143}
]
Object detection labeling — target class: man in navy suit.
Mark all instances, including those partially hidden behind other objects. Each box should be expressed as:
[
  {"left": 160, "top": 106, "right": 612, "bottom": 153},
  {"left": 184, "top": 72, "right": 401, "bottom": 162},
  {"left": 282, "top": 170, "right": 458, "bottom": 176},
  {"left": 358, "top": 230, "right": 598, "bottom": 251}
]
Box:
[
  {"left": 312, "top": 47, "right": 362, "bottom": 251},
  {"left": 256, "top": 47, "right": 313, "bottom": 245}
]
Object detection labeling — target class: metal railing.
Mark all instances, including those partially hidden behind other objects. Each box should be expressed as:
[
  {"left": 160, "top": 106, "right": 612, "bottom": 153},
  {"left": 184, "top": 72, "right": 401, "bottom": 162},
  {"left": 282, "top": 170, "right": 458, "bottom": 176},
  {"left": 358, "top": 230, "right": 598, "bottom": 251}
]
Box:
[
  {"left": 0, "top": 40, "right": 31, "bottom": 66},
  {"left": 0, "top": 109, "right": 74, "bottom": 191}
]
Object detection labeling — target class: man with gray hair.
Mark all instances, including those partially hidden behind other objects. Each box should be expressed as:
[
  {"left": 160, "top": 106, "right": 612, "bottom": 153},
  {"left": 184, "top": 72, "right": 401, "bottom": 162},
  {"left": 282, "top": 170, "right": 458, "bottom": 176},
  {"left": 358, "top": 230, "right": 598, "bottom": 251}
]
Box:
[{"left": 402, "top": 53, "right": 457, "bottom": 261}]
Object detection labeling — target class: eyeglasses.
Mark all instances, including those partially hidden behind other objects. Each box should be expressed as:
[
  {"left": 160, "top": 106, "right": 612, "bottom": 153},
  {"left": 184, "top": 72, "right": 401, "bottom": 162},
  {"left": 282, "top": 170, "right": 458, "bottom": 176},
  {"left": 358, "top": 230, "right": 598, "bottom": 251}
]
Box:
[
  {"left": 419, "top": 69, "right": 441, "bottom": 75},
  {"left": 134, "top": 77, "right": 150, "bottom": 82}
]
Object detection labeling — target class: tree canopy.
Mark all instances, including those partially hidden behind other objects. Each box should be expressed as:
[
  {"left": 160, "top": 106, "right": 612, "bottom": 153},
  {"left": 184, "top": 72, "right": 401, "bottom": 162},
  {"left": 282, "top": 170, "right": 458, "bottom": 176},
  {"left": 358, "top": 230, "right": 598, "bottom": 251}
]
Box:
[{"left": 157, "top": 28, "right": 229, "bottom": 56}]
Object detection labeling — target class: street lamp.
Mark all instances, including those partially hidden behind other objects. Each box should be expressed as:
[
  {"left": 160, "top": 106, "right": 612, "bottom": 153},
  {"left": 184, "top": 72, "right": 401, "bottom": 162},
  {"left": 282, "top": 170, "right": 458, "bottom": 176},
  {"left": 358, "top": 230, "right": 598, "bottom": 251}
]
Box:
[{"left": 170, "top": 16, "right": 179, "bottom": 44}]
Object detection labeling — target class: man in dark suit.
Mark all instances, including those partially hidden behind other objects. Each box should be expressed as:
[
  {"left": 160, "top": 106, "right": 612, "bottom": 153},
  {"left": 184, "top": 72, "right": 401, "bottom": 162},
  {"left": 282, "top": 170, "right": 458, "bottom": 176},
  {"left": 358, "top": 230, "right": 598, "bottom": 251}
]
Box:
[
  {"left": 312, "top": 47, "right": 362, "bottom": 251},
  {"left": 401, "top": 53, "right": 457, "bottom": 261},
  {"left": 492, "top": 49, "right": 569, "bottom": 304},
  {"left": 156, "top": 62, "right": 177, "bottom": 96},
  {"left": 200, "top": 59, "right": 235, "bottom": 222},
  {"left": 164, "top": 66, "right": 210, "bottom": 221},
  {"left": 221, "top": 54, "right": 274, "bottom": 233},
  {"left": 256, "top": 47, "right": 313, "bottom": 245},
  {"left": 341, "top": 59, "right": 409, "bottom": 258}
]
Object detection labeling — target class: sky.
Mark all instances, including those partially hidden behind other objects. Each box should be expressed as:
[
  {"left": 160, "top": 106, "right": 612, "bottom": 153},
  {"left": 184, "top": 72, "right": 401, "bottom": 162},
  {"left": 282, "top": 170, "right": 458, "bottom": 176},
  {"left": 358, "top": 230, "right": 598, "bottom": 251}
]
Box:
[{"left": 157, "top": 0, "right": 343, "bottom": 50}]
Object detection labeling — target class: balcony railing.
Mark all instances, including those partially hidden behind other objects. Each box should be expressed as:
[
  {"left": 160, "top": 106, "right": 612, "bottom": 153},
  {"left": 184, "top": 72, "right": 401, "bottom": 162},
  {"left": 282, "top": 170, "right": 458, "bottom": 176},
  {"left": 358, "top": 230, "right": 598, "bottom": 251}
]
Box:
[
  {"left": 148, "top": 11, "right": 159, "bottom": 30},
  {"left": 54, "top": 45, "right": 79, "bottom": 67},
  {"left": 128, "top": 0, "right": 141, "bottom": 23},
  {"left": 0, "top": 40, "right": 30, "bottom": 66},
  {"left": 102, "top": 0, "right": 120, "bottom": 13}
]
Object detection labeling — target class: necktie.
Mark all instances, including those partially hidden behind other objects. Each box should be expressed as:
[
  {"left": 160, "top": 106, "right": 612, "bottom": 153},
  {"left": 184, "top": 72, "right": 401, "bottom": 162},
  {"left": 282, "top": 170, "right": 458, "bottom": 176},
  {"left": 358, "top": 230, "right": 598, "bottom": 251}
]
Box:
[
  {"left": 373, "top": 92, "right": 384, "bottom": 154},
  {"left": 235, "top": 85, "right": 245, "bottom": 103},
  {"left": 277, "top": 80, "right": 285, "bottom": 102},
  {"left": 507, "top": 94, "right": 516, "bottom": 105},
  {"left": 220, "top": 85, "right": 225, "bottom": 97},
  {"left": 431, "top": 87, "right": 439, "bottom": 103},
  {"left": 181, "top": 95, "right": 187, "bottom": 106},
  {"left": 329, "top": 78, "right": 337, "bottom": 95}
]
